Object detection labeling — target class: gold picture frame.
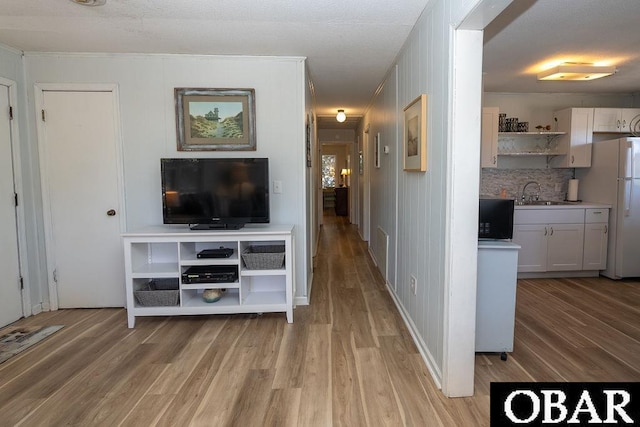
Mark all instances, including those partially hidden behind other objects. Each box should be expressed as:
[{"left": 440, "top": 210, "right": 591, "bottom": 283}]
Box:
[
  {"left": 175, "top": 88, "right": 256, "bottom": 151},
  {"left": 403, "top": 94, "right": 427, "bottom": 172}
]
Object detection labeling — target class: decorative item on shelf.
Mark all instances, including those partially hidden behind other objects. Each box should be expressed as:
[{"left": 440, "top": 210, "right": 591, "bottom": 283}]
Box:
[
  {"left": 517, "top": 122, "right": 529, "bottom": 132},
  {"left": 505, "top": 117, "right": 519, "bottom": 132},
  {"left": 499, "top": 113, "right": 507, "bottom": 132},
  {"left": 202, "top": 288, "right": 225, "bottom": 303},
  {"left": 535, "top": 125, "right": 552, "bottom": 132}
]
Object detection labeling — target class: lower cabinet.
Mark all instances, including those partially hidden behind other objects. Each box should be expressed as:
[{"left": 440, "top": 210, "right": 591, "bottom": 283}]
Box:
[
  {"left": 513, "top": 223, "right": 584, "bottom": 272},
  {"left": 512, "top": 207, "right": 609, "bottom": 276},
  {"left": 122, "top": 224, "right": 294, "bottom": 328},
  {"left": 583, "top": 208, "right": 609, "bottom": 270}
]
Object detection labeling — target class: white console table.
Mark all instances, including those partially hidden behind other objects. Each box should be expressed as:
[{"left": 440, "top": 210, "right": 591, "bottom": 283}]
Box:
[{"left": 122, "top": 224, "right": 294, "bottom": 328}]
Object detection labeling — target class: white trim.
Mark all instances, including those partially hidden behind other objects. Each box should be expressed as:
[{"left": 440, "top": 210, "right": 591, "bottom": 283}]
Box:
[
  {"left": 0, "top": 77, "right": 31, "bottom": 318},
  {"left": 22, "top": 52, "right": 307, "bottom": 63},
  {"left": 441, "top": 27, "right": 484, "bottom": 397},
  {"left": 34, "top": 83, "right": 127, "bottom": 311}
]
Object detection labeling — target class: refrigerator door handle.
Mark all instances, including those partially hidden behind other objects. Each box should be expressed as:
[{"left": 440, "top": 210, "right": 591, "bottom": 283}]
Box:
[{"left": 625, "top": 179, "right": 632, "bottom": 217}]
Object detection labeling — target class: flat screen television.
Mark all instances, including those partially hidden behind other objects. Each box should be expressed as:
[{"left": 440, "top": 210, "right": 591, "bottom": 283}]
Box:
[{"left": 161, "top": 158, "right": 269, "bottom": 230}]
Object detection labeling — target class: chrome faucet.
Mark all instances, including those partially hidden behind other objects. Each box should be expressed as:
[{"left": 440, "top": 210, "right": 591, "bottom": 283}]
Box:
[{"left": 521, "top": 181, "right": 541, "bottom": 204}]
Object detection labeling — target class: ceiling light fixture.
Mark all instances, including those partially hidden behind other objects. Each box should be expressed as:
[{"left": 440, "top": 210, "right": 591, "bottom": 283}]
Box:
[
  {"left": 336, "top": 109, "right": 346, "bottom": 123},
  {"left": 70, "top": 0, "right": 106, "bottom": 6},
  {"left": 537, "top": 63, "right": 616, "bottom": 81}
]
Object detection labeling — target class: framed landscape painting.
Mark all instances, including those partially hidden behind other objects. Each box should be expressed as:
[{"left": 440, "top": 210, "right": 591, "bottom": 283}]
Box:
[
  {"left": 403, "top": 94, "right": 427, "bottom": 172},
  {"left": 175, "top": 88, "right": 256, "bottom": 151}
]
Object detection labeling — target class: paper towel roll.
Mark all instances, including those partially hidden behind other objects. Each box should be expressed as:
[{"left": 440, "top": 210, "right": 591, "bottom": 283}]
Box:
[{"left": 567, "top": 179, "right": 579, "bottom": 201}]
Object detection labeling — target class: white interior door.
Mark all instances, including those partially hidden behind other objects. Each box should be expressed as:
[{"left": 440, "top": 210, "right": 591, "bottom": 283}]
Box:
[
  {"left": 0, "top": 84, "right": 23, "bottom": 326},
  {"left": 39, "top": 88, "right": 125, "bottom": 308}
]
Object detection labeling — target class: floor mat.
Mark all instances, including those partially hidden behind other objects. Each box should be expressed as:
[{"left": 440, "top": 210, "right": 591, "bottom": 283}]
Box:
[{"left": 0, "top": 325, "right": 64, "bottom": 364}]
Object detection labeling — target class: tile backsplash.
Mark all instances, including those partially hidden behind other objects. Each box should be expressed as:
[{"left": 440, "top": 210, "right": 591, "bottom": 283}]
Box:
[{"left": 481, "top": 169, "right": 574, "bottom": 201}]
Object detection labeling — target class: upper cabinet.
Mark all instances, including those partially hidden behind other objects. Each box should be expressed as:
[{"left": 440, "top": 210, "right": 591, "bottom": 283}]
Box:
[
  {"left": 481, "top": 107, "right": 499, "bottom": 168},
  {"left": 593, "top": 108, "right": 640, "bottom": 133},
  {"left": 549, "top": 108, "right": 594, "bottom": 168}
]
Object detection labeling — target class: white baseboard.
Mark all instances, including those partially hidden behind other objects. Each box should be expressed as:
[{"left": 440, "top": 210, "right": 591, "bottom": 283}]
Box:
[
  {"left": 31, "top": 303, "right": 44, "bottom": 316},
  {"left": 386, "top": 282, "right": 443, "bottom": 389}
]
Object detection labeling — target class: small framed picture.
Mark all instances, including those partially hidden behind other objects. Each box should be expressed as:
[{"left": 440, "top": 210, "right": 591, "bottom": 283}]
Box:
[
  {"left": 175, "top": 88, "right": 256, "bottom": 151},
  {"left": 403, "top": 94, "right": 427, "bottom": 172}
]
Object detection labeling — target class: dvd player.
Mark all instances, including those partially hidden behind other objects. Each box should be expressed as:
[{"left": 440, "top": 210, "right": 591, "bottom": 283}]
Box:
[
  {"left": 182, "top": 265, "right": 238, "bottom": 284},
  {"left": 197, "top": 247, "right": 234, "bottom": 258}
]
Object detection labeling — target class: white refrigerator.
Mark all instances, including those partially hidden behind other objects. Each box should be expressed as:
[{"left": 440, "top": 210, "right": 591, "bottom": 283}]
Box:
[{"left": 577, "top": 137, "right": 640, "bottom": 279}]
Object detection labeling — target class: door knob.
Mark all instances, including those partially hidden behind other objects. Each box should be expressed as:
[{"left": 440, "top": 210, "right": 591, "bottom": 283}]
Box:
[{"left": 107, "top": 209, "right": 116, "bottom": 216}]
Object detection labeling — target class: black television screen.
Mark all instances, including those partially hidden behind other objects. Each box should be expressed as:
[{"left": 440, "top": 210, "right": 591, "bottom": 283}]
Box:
[{"left": 161, "top": 158, "right": 269, "bottom": 229}]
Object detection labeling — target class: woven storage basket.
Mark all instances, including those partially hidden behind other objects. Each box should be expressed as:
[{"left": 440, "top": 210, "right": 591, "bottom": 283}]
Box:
[
  {"left": 149, "top": 278, "right": 179, "bottom": 290},
  {"left": 242, "top": 245, "right": 285, "bottom": 270},
  {"left": 134, "top": 281, "right": 179, "bottom": 306}
]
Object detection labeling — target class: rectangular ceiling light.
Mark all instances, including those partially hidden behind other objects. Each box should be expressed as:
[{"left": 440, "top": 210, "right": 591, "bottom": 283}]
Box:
[{"left": 537, "top": 64, "right": 616, "bottom": 81}]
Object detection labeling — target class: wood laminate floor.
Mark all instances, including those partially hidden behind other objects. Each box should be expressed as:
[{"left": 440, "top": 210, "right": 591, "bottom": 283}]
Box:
[{"left": 2, "top": 213, "right": 640, "bottom": 426}]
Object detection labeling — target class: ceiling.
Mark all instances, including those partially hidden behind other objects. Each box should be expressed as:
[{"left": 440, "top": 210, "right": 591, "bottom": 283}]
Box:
[
  {"left": 0, "top": 0, "right": 428, "bottom": 128},
  {"left": 483, "top": 0, "right": 640, "bottom": 95},
  {"left": 1, "top": 0, "right": 639, "bottom": 132}
]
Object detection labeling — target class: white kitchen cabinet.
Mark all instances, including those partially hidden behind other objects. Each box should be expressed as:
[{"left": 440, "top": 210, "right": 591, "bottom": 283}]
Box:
[
  {"left": 512, "top": 224, "right": 547, "bottom": 272},
  {"left": 513, "top": 223, "right": 584, "bottom": 272},
  {"left": 550, "top": 108, "right": 594, "bottom": 168},
  {"left": 593, "top": 108, "right": 640, "bottom": 133},
  {"left": 546, "top": 223, "right": 585, "bottom": 271},
  {"left": 583, "top": 208, "right": 609, "bottom": 270},
  {"left": 481, "top": 107, "right": 498, "bottom": 168},
  {"left": 621, "top": 109, "right": 640, "bottom": 133}
]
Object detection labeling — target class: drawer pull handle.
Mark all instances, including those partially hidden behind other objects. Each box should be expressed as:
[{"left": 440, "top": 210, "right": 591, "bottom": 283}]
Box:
[{"left": 605, "top": 225, "right": 608, "bottom": 234}]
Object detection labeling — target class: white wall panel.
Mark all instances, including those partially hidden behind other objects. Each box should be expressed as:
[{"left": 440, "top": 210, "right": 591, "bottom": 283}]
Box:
[{"left": 23, "top": 53, "right": 308, "bottom": 300}]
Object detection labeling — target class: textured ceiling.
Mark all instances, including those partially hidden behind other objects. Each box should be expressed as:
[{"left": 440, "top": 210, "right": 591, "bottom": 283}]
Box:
[
  {"left": 1, "top": 0, "right": 639, "bottom": 133},
  {"left": 0, "top": 0, "right": 429, "bottom": 125}
]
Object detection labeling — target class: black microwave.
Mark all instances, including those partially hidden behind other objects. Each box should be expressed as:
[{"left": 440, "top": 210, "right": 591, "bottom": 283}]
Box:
[{"left": 478, "top": 198, "right": 514, "bottom": 240}]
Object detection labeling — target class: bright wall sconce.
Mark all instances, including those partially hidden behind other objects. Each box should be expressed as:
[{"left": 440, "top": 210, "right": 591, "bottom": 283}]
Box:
[
  {"left": 336, "top": 109, "right": 346, "bottom": 123},
  {"left": 537, "top": 63, "right": 616, "bottom": 81}
]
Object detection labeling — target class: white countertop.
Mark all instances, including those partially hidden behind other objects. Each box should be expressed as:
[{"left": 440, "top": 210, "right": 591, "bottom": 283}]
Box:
[
  {"left": 478, "top": 240, "right": 521, "bottom": 249},
  {"left": 514, "top": 201, "right": 611, "bottom": 209}
]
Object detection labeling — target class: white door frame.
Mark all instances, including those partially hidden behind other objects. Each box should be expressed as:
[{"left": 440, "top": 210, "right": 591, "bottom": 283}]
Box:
[
  {"left": 0, "top": 76, "right": 31, "bottom": 318},
  {"left": 34, "top": 83, "right": 126, "bottom": 311}
]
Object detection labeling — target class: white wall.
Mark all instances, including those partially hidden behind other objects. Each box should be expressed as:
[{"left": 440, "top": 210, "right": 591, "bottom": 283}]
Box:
[
  {"left": 363, "top": 0, "right": 490, "bottom": 397},
  {"left": 22, "top": 53, "right": 309, "bottom": 303},
  {"left": 0, "top": 44, "right": 49, "bottom": 315},
  {"left": 365, "top": 0, "right": 451, "bottom": 385}
]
